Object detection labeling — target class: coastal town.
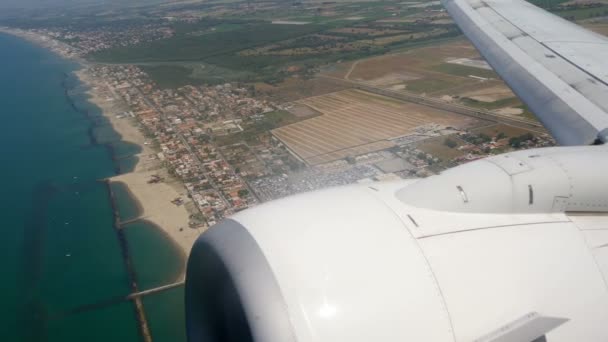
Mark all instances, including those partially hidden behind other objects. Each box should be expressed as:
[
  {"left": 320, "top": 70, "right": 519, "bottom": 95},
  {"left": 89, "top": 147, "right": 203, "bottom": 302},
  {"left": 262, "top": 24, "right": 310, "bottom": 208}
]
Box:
[
  {"left": 83, "top": 61, "right": 555, "bottom": 230},
  {"left": 0, "top": 20, "right": 559, "bottom": 262},
  {"left": 3, "top": 0, "right": 600, "bottom": 340}
]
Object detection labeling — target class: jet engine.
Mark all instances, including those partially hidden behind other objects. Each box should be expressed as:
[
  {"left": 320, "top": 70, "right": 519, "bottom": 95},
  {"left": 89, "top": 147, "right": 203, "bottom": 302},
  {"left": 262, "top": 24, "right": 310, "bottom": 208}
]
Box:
[{"left": 185, "top": 146, "right": 608, "bottom": 341}]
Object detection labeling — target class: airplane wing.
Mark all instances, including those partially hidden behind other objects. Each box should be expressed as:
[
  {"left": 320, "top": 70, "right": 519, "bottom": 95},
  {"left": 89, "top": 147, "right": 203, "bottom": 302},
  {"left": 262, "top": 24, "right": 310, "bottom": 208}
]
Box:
[{"left": 442, "top": 0, "right": 608, "bottom": 145}]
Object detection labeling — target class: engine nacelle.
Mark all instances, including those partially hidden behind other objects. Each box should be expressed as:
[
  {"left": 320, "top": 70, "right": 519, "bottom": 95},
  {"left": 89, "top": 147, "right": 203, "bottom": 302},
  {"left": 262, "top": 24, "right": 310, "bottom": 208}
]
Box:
[
  {"left": 398, "top": 145, "right": 608, "bottom": 213},
  {"left": 185, "top": 146, "right": 608, "bottom": 342}
]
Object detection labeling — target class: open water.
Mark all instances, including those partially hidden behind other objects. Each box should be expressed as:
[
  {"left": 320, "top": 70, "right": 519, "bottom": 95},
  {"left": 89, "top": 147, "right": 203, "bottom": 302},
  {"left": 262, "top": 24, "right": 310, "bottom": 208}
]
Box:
[{"left": 0, "top": 33, "right": 186, "bottom": 342}]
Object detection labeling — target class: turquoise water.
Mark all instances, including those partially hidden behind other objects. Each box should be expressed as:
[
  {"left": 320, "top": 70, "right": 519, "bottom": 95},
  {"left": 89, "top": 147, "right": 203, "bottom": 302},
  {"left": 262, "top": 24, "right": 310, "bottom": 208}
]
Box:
[
  {"left": 125, "top": 221, "right": 187, "bottom": 342},
  {"left": 144, "top": 286, "right": 188, "bottom": 342},
  {"left": 0, "top": 33, "right": 186, "bottom": 341},
  {"left": 124, "top": 221, "right": 184, "bottom": 289},
  {"left": 111, "top": 182, "right": 143, "bottom": 223}
]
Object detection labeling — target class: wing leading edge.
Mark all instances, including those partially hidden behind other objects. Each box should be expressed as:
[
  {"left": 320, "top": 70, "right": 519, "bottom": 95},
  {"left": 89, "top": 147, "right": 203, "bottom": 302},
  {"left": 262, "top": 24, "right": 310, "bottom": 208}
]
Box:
[{"left": 442, "top": 0, "right": 608, "bottom": 145}]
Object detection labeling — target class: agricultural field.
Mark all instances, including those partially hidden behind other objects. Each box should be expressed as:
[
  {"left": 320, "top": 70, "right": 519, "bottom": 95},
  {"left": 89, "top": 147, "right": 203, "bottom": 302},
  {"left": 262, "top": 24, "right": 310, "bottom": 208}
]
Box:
[
  {"left": 431, "top": 63, "right": 498, "bottom": 79},
  {"left": 7, "top": 0, "right": 608, "bottom": 93},
  {"left": 254, "top": 77, "right": 352, "bottom": 103},
  {"left": 141, "top": 62, "right": 255, "bottom": 88},
  {"left": 472, "top": 124, "right": 539, "bottom": 139},
  {"left": 92, "top": 22, "right": 324, "bottom": 63},
  {"left": 272, "top": 89, "right": 475, "bottom": 165},
  {"left": 582, "top": 22, "right": 608, "bottom": 36},
  {"left": 325, "top": 39, "right": 533, "bottom": 120},
  {"left": 344, "top": 39, "right": 480, "bottom": 83},
  {"left": 83, "top": 0, "right": 462, "bottom": 86},
  {"left": 556, "top": 4, "right": 608, "bottom": 20},
  {"left": 285, "top": 103, "right": 322, "bottom": 118},
  {"left": 458, "top": 85, "right": 515, "bottom": 103}
]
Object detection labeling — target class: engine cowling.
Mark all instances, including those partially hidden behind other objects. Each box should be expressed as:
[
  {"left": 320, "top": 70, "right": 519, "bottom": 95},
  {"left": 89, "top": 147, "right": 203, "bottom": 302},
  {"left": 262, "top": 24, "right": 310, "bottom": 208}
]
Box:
[
  {"left": 185, "top": 146, "right": 608, "bottom": 342},
  {"left": 185, "top": 183, "right": 456, "bottom": 341}
]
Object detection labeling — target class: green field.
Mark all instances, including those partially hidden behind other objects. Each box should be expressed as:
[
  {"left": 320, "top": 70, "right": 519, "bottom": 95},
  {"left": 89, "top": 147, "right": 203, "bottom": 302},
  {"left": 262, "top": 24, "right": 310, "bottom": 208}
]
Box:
[
  {"left": 81, "top": 0, "right": 461, "bottom": 87},
  {"left": 215, "top": 110, "right": 299, "bottom": 145},
  {"left": 141, "top": 63, "right": 254, "bottom": 88},
  {"left": 557, "top": 5, "right": 608, "bottom": 20},
  {"left": 140, "top": 65, "right": 205, "bottom": 88},
  {"left": 92, "top": 23, "right": 325, "bottom": 63},
  {"left": 460, "top": 97, "right": 521, "bottom": 110}
]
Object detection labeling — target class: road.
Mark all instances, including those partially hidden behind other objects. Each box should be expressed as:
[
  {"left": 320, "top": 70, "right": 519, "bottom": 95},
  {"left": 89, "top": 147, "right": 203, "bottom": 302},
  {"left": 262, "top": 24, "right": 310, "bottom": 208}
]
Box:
[{"left": 344, "top": 60, "right": 360, "bottom": 81}]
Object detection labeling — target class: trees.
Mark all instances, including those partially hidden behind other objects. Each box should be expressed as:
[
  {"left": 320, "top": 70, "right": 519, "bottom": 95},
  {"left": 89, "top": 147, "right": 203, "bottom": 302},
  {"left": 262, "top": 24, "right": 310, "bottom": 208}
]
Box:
[
  {"left": 479, "top": 133, "right": 492, "bottom": 143},
  {"left": 444, "top": 138, "right": 457, "bottom": 148},
  {"left": 509, "top": 133, "right": 534, "bottom": 147}
]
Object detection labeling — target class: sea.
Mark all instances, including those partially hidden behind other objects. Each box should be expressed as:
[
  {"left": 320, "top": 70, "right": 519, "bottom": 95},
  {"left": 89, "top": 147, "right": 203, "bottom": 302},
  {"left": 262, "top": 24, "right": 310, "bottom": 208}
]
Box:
[{"left": 0, "top": 33, "right": 187, "bottom": 341}]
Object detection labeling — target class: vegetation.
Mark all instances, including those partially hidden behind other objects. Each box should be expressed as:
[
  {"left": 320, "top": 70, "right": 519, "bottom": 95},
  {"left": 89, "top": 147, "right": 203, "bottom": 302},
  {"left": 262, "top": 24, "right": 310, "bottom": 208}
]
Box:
[
  {"left": 461, "top": 132, "right": 492, "bottom": 145},
  {"left": 91, "top": 23, "right": 325, "bottom": 63},
  {"left": 460, "top": 97, "right": 521, "bottom": 110},
  {"left": 215, "top": 110, "right": 298, "bottom": 146},
  {"left": 517, "top": 104, "right": 539, "bottom": 122},
  {"left": 83, "top": 0, "right": 462, "bottom": 87},
  {"left": 141, "top": 65, "right": 205, "bottom": 89},
  {"left": 141, "top": 63, "right": 254, "bottom": 89},
  {"left": 509, "top": 133, "right": 535, "bottom": 148},
  {"left": 4, "top": 0, "right": 468, "bottom": 87},
  {"left": 406, "top": 78, "right": 461, "bottom": 93},
  {"left": 432, "top": 63, "right": 498, "bottom": 79},
  {"left": 528, "top": 0, "right": 570, "bottom": 10},
  {"left": 444, "top": 138, "right": 458, "bottom": 148},
  {"left": 557, "top": 5, "right": 608, "bottom": 21},
  {"left": 261, "top": 110, "right": 300, "bottom": 128}
]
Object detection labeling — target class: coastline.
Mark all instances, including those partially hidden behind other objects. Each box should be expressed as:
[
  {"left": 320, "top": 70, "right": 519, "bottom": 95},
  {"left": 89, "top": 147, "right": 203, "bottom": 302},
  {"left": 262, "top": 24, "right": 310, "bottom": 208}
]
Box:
[
  {"left": 110, "top": 173, "right": 202, "bottom": 280},
  {"left": 75, "top": 57, "right": 200, "bottom": 281},
  {"left": 1, "top": 27, "right": 199, "bottom": 279},
  {"left": 0, "top": 27, "right": 85, "bottom": 63}
]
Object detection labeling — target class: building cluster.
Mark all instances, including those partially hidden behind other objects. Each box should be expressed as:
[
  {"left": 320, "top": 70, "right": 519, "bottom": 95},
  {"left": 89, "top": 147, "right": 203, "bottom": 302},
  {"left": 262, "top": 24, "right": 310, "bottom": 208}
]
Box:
[
  {"left": 85, "top": 62, "right": 555, "bottom": 216},
  {"left": 251, "top": 164, "right": 383, "bottom": 201},
  {"left": 250, "top": 123, "right": 555, "bottom": 200},
  {"left": 32, "top": 25, "right": 174, "bottom": 55},
  {"left": 88, "top": 65, "right": 288, "bottom": 225},
  {"left": 451, "top": 130, "right": 555, "bottom": 163}
]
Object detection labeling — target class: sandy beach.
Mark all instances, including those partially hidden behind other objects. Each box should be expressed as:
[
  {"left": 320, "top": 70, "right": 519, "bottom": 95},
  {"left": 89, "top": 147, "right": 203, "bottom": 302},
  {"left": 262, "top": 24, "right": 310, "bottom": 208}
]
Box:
[
  {"left": 3, "top": 27, "right": 201, "bottom": 279},
  {"left": 76, "top": 69, "right": 202, "bottom": 279},
  {"left": 111, "top": 171, "right": 204, "bottom": 281},
  {"left": 75, "top": 70, "right": 160, "bottom": 173}
]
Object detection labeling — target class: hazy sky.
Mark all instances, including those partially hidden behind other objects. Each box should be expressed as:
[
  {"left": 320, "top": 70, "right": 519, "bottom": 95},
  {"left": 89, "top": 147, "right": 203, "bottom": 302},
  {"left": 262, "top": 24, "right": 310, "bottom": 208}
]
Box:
[
  {"left": 0, "top": 0, "right": 166, "bottom": 10},
  {"left": 0, "top": 0, "right": 101, "bottom": 9}
]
